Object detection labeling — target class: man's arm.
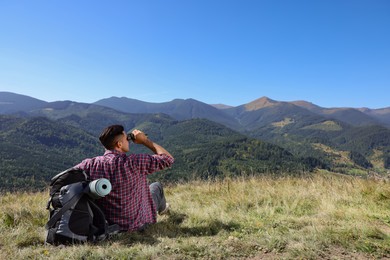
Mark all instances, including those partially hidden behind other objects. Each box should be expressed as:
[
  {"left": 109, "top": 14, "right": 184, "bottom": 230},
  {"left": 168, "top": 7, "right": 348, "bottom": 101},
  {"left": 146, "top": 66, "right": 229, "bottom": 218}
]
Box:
[{"left": 132, "top": 129, "right": 174, "bottom": 159}]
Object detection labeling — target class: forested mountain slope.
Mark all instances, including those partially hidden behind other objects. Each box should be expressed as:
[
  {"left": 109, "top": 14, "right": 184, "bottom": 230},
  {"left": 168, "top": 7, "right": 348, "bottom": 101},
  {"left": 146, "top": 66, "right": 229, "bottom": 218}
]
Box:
[{"left": 0, "top": 115, "right": 319, "bottom": 191}]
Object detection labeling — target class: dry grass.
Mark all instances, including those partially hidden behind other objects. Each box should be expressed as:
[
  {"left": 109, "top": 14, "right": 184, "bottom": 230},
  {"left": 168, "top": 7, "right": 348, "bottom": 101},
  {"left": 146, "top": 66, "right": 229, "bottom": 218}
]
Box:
[{"left": 1, "top": 171, "right": 390, "bottom": 259}]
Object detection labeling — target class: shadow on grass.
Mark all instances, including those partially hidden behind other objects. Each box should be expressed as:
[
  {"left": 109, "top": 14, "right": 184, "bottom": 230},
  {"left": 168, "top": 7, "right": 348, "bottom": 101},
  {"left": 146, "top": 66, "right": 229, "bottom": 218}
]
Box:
[
  {"left": 151, "top": 211, "right": 241, "bottom": 238},
  {"left": 111, "top": 231, "right": 160, "bottom": 246},
  {"left": 112, "top": 210, "right": 241, "bottom": 246}
]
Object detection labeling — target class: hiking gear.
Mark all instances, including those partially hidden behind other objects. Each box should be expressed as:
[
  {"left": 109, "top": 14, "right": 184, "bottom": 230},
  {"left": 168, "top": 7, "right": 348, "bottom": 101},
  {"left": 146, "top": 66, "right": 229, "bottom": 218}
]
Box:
[
  {"left": 88, "top": 178, "right": 112, "bottom": 198},
  {"left": 45, "top": 167, "right": 120, "bottom": 245}
]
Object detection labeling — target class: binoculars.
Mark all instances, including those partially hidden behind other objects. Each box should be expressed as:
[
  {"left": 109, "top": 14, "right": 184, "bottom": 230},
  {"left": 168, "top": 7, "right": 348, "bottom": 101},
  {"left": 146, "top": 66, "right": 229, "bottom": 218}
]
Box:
[
  {"left": 127, "top": 132, "right": 148, "bottom": 142},
  {"left": 127, "top": 133, "right": 136, "bottom": 141}
]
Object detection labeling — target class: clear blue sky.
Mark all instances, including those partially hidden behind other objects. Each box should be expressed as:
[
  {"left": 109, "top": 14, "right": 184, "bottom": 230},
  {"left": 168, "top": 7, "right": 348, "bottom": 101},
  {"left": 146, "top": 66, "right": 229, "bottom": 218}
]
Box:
[{"left": 0, "top": 0, "right": 389, "bottom": 108}]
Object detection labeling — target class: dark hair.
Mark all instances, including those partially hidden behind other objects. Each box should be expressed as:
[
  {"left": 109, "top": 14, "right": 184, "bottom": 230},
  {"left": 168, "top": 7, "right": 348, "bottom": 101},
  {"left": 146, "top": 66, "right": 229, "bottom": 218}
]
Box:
[{"left": 99, "top": 125, "right": 125, "bottom": 150}]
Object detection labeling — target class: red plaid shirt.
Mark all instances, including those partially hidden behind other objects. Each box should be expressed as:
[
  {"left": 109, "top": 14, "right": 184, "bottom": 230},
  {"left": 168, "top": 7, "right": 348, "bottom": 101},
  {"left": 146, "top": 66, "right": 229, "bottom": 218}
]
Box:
[{"left": 76, "top": 150, "right": 174, "bottom": 231}]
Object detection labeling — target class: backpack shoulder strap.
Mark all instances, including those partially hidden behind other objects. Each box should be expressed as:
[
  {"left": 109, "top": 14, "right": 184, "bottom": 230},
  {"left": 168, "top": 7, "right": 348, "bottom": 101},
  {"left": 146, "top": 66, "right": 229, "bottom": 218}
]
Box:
[{"left": 45, "top": 192, "right": 84, "bottom": 230}]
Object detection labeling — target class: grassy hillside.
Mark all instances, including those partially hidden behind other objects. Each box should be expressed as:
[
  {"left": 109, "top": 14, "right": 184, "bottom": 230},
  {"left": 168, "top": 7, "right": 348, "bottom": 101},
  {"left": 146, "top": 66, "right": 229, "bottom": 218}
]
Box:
[{"left": 1, "top": 172, "right": 389, "bottom": 259}]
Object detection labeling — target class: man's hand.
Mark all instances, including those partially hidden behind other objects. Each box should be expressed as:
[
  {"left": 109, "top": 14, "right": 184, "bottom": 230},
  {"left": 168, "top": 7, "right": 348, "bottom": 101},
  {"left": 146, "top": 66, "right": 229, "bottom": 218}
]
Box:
[
  {"left": 131, "top": 129, "right": 147, "bottom": 144},
  {"left": 130, "top": 129, "right": 173, "bottom": 159}
]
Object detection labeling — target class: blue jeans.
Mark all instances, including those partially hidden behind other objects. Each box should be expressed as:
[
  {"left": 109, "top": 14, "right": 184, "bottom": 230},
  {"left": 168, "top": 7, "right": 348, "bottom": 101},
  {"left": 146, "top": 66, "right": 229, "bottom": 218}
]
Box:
[{"left": 149, "top": 182, "right": 167, "bottom": 213}]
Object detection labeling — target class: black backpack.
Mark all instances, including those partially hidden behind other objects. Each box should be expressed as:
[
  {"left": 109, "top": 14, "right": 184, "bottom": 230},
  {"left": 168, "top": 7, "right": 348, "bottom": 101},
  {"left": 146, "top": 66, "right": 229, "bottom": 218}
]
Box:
[{"left": 45, "top": 167, "right": 120, "bottom": 245}]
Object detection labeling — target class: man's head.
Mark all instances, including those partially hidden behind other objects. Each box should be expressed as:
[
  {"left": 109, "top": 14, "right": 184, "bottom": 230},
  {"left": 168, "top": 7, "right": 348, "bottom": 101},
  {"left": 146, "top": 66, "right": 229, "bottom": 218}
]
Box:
[{"left": 99, "top": 125, "right": 130, "bottom": 152}]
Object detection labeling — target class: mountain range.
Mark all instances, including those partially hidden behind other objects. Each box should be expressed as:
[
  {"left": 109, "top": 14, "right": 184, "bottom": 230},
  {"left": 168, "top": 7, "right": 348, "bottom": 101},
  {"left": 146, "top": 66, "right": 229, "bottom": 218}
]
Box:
[
  {"left": 2, "top": 92, "right": 389, "bottom": 128},
  {"left": 0, "top": 91, "right": 389, "bottom": 190},
  {"left": 97, "top": 96, "right": 390, "bottom": 128},
  {"left": 94, "top": 95, "right": 390, "bottom": 171}
]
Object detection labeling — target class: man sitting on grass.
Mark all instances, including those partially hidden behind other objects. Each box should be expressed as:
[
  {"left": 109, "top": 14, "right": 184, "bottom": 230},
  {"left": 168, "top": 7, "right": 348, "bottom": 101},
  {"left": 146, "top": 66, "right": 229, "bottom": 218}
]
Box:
[{"left": 76, "top": 125, "right": 174, "bottom": 232}]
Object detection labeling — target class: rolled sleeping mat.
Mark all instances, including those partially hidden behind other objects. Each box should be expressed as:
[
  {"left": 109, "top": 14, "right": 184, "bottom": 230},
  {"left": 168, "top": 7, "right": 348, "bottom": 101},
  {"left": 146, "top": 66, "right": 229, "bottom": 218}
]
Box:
[{"left": 88, "top": 178, "right": 112, "bottom": 198}]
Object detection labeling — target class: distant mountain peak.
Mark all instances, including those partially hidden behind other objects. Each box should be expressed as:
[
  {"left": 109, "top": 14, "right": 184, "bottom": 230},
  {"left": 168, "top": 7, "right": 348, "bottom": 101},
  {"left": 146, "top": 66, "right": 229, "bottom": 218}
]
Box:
[
  {"left": 291, "top": 100, "right": 315, "bottom": 106},
  {"left": 0, "top": 91, "right": 48, "bottom": 114},
  {"left": 210, "top": 104, "right": 233, "bottom": 109},
  {"left": 244, "top": 96, "right": 278, "bottom": 111},
  {"left": 290, "top": 100, "right": 323, "bottom": 111}
]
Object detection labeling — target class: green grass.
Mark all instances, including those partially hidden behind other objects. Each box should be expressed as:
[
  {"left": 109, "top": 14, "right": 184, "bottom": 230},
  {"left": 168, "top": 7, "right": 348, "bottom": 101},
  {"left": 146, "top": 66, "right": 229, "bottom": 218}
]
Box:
[{"left": 1, "top": 172, "right": 390, "bottom": 259}]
